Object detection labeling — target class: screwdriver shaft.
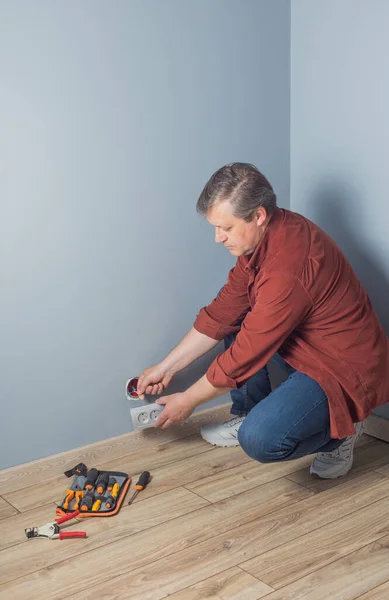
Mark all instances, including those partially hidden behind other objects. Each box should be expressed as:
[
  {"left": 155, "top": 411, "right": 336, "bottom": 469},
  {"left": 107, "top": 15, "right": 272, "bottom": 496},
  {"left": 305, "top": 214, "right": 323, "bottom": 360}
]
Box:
[{"left": 127, "top": 490, "right": 139, "bottom": 505}]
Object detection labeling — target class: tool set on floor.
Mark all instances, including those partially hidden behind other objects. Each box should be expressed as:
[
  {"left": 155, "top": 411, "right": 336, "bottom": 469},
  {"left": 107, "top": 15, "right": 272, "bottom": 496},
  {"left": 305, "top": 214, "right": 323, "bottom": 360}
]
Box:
[
  {"left": 55, "top": 463, "right": 131, "bottom": 518},
  {"left": 24, "top": 462, "right": 153, "bottom": 541}
]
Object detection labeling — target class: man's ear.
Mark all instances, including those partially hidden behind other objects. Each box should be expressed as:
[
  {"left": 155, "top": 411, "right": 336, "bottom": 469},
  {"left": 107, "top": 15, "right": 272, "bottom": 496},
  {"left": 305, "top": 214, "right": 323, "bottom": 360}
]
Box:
[{"left": 255, "top": 206, "right": 267, "bottom": 227}]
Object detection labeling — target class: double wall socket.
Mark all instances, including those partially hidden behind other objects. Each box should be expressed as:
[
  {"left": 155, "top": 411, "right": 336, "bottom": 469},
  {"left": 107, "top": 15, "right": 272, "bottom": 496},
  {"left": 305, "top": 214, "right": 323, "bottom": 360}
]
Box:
[{"left": 130, "top": 402, "right": 164, "bottom": 430}]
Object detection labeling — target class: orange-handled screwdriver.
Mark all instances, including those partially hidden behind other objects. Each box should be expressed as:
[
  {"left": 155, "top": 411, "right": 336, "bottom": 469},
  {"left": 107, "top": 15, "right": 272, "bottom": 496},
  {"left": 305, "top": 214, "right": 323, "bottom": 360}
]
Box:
[
  {"left": 63, "top": 489, "right": 75, "bottom": 510},
  {"left": 128, "top": 471, "right": 151, "bottom": 505},
  {"left": 73, "top": 491, "right": 84, "bottom": 511}
]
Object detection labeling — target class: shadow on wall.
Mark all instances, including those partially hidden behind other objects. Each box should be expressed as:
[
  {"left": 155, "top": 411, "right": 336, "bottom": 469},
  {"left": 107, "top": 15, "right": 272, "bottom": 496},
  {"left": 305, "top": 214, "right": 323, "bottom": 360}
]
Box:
[
  {"left": 310, "top": 179, "right": 389, "bottom": 335},
  {"left": 310, "top": 179, "right": 389, "bottom": 416}
]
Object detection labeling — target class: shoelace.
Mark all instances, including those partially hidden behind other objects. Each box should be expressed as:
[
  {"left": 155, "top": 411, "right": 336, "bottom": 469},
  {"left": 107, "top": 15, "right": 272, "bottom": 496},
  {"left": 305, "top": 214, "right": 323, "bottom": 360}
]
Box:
[
  {"left": 224, "top": 417, "right": 245, "bottom": 428},
  {"left": 316, "top": 435, "right": 354, "bottom": 462}
]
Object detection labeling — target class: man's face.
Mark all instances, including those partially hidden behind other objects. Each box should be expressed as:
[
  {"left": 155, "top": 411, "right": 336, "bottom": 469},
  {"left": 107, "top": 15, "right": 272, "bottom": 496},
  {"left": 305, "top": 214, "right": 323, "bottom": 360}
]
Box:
[{"left": 206, "top": 201, "right": 267, "bottom": 257}]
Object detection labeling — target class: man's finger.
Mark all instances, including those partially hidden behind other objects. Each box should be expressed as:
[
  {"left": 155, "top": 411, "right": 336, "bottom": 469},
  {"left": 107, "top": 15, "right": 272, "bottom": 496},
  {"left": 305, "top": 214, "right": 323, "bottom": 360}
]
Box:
[
  {"left": 154, "top": 410, "right": 168, "bottom": 428},
  {"left": 136, "top": 376, "right": 144, "bottom": 394},
  {"left": 138, "top": 378, "right": 152, "bottom": 397},
  {"left": 162, "top": 374, "right": 172, "bottom": 388},
  {"left": 154, "top": 416, "right": 164, "bottom": 428}
]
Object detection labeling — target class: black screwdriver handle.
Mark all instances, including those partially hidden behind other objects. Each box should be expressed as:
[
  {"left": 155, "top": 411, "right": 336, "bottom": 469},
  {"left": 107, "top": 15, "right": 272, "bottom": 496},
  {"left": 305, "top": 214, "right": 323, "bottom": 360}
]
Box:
[
  {"left": 85, "top": 468, "right": 99, "bottom": 490},
  {"left": 96, "top": 473, "right": 109, "bottom": 495},
  {"left": 135, "top": 471, "right": 151, "bottom": 490}
]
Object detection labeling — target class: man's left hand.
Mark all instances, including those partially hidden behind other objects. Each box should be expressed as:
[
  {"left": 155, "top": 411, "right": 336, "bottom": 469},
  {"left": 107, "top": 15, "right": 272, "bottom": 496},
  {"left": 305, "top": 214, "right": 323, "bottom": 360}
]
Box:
[{"left": 154, "top": 393, "right": 196, "bottom": 429}]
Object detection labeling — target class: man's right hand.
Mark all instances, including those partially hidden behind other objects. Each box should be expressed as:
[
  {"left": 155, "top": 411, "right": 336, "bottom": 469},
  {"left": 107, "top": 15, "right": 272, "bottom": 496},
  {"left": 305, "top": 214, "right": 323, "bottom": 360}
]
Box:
[{"left": 136, "top": 363, "right": 175, "bottom": 400}]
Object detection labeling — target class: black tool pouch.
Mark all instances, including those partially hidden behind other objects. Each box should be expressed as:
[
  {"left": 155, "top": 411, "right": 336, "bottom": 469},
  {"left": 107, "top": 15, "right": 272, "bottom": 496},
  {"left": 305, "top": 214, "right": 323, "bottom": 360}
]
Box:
[{"left": 56, "top": 464, "right": 131, "bottom": 518}]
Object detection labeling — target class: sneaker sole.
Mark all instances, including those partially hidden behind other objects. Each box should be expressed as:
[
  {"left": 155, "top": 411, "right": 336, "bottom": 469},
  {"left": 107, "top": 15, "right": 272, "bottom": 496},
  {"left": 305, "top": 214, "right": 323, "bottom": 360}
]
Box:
[
  {"left": 310, "top": 464, "right": 353, "bottom": 479},
  {"left": 310, "top": 449, "right": 355, "bottom": 479},
  {"left": 200, "top": 431, "right": 240, "bottom": 447}
]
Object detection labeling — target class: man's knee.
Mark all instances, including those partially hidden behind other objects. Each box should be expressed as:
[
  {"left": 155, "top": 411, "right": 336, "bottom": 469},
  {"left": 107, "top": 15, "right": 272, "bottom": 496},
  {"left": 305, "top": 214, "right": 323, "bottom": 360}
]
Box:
[{"left": 238, "top": 418, "right": 294, "bottom": 463}]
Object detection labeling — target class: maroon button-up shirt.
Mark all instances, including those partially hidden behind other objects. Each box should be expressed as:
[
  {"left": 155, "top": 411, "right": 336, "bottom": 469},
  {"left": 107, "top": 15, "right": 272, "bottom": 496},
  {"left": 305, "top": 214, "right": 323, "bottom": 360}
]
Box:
[{"left": 193, "top": 207, "right": 389, "bottom": 439}]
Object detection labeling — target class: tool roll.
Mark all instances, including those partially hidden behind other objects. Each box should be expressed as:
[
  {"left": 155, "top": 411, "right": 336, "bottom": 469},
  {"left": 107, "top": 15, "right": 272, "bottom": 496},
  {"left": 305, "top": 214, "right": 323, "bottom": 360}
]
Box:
[{"left": 56, "top": 463, "right": 131, "bottom": 518}]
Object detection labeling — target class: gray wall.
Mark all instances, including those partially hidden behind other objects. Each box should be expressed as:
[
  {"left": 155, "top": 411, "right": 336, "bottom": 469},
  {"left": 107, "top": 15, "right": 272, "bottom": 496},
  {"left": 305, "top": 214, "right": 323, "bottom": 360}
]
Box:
[
  {"left": 291, "top": 1, "right": 389, "bottom": 415},
  {"left": 0, "top": 1, "right": 290, "bottom": 468}
]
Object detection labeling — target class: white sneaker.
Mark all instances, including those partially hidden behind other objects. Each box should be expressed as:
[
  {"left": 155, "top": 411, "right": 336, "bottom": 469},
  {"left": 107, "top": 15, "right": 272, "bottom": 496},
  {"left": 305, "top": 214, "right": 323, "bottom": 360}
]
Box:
[
  {"left": 310, "top": 421, "right": 363, "bottom": 479},
  {"left": 200, "top": 416, "right": 245, "bottom": 447}
]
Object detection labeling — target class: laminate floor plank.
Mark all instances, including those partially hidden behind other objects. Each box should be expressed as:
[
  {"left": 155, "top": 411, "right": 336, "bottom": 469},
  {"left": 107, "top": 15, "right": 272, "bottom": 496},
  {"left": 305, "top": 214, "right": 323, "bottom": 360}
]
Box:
[
  {"left": 0, "top": 497, "right": 18, "bottom": 520},
  {"left": 251, "top": 542, "right": 389, "bottom": 600}
]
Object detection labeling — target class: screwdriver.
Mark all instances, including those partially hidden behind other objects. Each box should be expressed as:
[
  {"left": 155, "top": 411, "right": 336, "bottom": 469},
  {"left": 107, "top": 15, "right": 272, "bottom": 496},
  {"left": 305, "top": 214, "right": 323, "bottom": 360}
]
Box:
[
  {"left": 85, "top": 468, "right": 99, "bottom": 491},
  {"left": 96, "top": 473, "right": 109, "bottom": 495},
  {"left": 62, "top": 489, "right": 75, "bottom": 510},
  {"left": 73, "top": 490, "right": 84, "bottom": 511},
  {"left": 105, "top": 482, "right": 121, "bottom": 510},
  {"left": 128, "top": 471, "right": 151, "bottom": 505},
  {"left": 107, "top": 477, "right": 117, "bottom": 492},
  {"left": 80, "top": 493, "right": 94, "bottom": 511},
  {"left": 92, "top": 498, "right": 102, "bottom": 512}
]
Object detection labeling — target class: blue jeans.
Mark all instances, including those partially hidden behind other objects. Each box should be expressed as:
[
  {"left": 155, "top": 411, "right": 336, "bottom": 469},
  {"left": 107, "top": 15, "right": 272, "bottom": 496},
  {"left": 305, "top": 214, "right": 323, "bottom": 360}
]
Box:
[{"left": 224, "top": 332, "right": 346, "bottom": 463}]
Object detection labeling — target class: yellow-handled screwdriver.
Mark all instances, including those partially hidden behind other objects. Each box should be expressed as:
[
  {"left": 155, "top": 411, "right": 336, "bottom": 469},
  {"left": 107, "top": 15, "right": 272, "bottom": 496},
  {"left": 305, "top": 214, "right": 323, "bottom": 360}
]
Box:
[
  {"left": 92, "top": 498, "right": 102, "bottom": 512},
  {"left": 105, "top": 482, "right": 121, "bottom": 510},
  {"left": 111, "top": 482, "right": 120, "bottom": 498},
  {"left": 128, "top": 471, "right": 151, "bottom": 505}
]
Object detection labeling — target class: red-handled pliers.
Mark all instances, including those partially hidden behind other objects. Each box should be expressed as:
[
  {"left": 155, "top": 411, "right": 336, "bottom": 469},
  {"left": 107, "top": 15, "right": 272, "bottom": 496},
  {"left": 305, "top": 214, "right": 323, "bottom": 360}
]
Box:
[{"left": 25, "top": 510, "right": 87, "bottom": 540}]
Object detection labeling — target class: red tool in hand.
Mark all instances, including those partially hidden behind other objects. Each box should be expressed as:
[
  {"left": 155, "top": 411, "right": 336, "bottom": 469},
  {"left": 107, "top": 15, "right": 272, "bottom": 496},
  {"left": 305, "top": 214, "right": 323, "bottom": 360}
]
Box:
[{"left": 25, "top": 510, "right": 87, "bottom": 540}]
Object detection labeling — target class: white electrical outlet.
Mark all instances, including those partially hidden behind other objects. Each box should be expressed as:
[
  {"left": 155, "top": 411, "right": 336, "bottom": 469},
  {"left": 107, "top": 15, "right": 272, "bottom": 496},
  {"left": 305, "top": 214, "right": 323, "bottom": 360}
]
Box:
[{"left": 130, "top": 402, "right": 164, "bottom": 430}]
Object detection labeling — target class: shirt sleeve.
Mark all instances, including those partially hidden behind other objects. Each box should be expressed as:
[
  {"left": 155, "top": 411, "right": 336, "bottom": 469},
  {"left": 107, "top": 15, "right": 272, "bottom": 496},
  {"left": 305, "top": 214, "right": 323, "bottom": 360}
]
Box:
[
  {"left": 193, "top": 258, "right": 251, "bottom": 340},
  {"left": 206, "top": 274, "right": 312, "bottom": 388}
]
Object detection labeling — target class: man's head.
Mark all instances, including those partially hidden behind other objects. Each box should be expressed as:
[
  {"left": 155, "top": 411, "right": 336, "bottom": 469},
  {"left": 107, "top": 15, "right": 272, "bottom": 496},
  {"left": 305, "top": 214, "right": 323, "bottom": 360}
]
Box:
[{"left": 196, "top": 163, "right": 277, "bottom": 257}]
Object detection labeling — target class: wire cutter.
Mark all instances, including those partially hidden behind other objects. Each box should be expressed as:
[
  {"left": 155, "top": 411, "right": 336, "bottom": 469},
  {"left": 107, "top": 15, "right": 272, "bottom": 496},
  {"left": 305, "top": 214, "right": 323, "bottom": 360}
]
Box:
[{"left": 25, "top": 510, "right": 87, "bottom": 540}]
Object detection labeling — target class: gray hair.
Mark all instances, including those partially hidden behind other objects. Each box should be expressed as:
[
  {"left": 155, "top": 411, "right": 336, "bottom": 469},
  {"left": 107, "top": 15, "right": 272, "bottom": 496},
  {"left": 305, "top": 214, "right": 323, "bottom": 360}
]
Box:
[{"left": 196, "top": 162, "right": 277, "bottom": 222}]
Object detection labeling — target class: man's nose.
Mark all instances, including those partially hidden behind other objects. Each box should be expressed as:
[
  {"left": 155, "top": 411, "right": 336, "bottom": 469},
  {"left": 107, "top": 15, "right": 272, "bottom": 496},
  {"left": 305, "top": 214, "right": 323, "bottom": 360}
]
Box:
[{"left": 215, "top": 230, "right": 227, "bottom": 244}]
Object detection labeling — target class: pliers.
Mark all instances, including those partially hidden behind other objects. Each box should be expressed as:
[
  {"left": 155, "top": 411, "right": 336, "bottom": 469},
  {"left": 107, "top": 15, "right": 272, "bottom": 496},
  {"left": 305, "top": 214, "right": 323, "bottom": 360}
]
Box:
[{"left": 25, "top": 510, "right": 87, "bottom": 540}]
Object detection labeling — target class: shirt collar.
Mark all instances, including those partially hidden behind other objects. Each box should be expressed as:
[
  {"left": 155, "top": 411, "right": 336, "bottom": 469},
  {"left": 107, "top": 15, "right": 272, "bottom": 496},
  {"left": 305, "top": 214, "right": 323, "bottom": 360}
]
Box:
[{"left": 241, "top": 207, "right": 284, "bottom": 273}]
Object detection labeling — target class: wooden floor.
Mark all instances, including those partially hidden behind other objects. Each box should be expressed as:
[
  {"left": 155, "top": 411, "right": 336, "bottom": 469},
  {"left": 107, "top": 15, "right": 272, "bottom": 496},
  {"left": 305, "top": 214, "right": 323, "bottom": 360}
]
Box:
[{"left": 2, "top": 422, "right": 389, "bottom": 599}]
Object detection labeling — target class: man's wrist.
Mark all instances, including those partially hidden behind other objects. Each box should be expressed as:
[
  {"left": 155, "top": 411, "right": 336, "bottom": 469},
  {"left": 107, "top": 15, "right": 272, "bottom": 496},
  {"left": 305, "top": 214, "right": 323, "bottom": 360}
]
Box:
[
  {"left": 161, "top": 358, "right": 179, "bottom": 378},
  {"left": 183, "top": 387, "right": 203, "bottom": 409},
  {"left": 185, "top": 374, "right": 231, "bottom": 408}
]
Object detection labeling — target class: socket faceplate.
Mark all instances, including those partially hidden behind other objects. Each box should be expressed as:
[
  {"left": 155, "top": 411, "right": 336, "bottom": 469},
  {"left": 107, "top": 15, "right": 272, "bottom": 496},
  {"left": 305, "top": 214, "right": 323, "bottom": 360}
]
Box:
[{"left": 130, "top": 402, "right": 164, "bottom": 430}]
